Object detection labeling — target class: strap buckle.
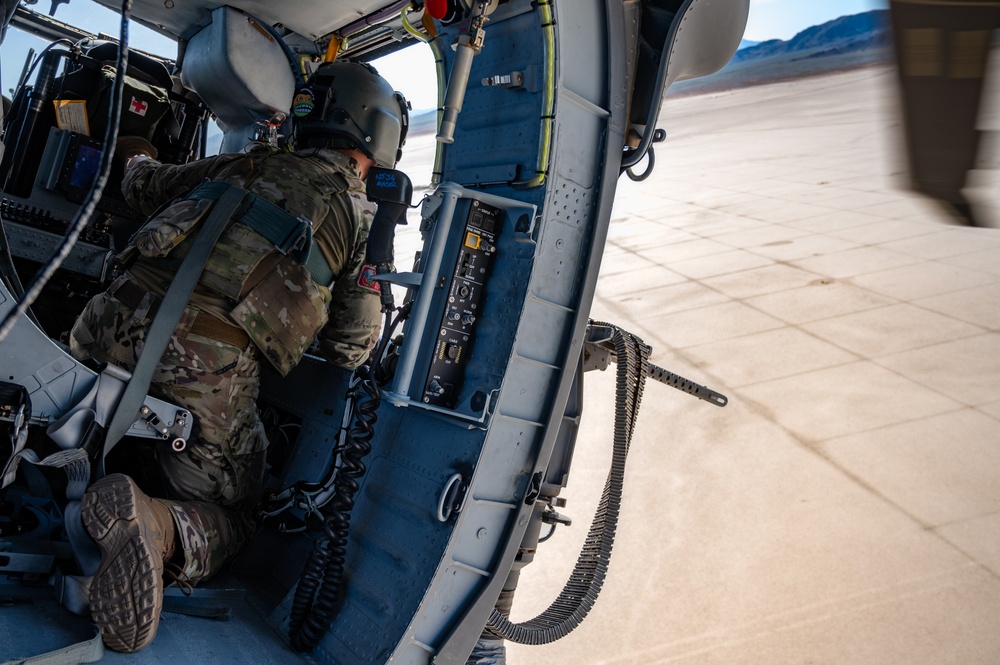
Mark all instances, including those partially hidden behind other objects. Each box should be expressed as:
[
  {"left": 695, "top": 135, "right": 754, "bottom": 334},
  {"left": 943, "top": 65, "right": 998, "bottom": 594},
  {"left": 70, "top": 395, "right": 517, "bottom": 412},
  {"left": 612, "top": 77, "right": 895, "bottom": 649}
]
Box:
[{"left": 275, "top": 215, "right": 313, "bottom": 256}]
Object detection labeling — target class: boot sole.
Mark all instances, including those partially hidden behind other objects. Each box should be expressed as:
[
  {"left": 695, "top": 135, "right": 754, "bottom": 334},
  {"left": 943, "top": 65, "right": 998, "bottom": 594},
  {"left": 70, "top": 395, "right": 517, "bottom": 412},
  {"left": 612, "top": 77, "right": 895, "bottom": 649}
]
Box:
[{"left": 81, "top": 474, "right": 164, "bottom": 653}]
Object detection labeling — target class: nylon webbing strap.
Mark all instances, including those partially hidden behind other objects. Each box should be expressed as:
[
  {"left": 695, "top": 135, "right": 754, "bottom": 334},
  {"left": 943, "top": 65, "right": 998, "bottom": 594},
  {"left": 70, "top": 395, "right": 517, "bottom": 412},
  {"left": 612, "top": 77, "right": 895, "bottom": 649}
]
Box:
[
  {"left": 0, "top": 625, "right": 104, "bottom": 665},
  {"left": 186, "top": 180, "right": 335, "bottom": 286},
  {"left": 187, "top": 181, "right": 307, "bottom": 250},
  {"left": 304, "top": 246, "right": 334, "bottom": 287},
  {"left": 99, "top": 185, "right": 250, "bottom": 469}
]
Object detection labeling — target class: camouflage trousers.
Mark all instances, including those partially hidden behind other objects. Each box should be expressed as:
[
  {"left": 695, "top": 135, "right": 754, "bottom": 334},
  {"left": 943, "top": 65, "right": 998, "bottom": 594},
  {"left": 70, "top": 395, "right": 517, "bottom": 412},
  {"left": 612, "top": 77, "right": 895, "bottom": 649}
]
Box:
[{"left": 69, "top": 290, "right": 267, "bottom": 584}]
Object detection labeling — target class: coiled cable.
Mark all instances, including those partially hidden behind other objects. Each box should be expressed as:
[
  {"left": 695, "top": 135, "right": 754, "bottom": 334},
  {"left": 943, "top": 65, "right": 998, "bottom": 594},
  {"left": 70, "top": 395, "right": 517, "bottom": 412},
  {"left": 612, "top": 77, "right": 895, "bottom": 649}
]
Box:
[{"left": 288, "top": 362, "right": 381, "bottom": 652}]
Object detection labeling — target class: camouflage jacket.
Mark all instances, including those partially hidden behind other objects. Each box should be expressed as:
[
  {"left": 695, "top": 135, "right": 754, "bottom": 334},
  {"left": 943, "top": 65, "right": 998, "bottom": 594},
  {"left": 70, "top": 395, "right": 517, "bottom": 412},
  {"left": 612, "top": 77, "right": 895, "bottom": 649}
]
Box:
[{"left": 121, "top": 145, "right": 381, "bottom": 373}]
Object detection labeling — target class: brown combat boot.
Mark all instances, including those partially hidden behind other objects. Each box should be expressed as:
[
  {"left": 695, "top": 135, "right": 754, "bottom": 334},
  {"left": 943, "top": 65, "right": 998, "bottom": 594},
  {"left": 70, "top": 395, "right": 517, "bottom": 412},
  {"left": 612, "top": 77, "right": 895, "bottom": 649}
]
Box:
[{"left": 81, "top": 473, "right": 177, "bottom": 653}]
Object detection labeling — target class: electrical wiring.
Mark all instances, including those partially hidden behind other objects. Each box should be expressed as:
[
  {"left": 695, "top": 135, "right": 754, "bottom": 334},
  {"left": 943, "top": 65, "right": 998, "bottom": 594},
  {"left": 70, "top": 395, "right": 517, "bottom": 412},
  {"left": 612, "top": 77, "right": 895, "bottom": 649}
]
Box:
[
  {"left": 429, "top": 27, "right": 446, "bottom": 185},
  {"left": 512, "top": 0, "right": 554, "bottom": 189},
  {"left": 286, "top": 301, "right": 408, "bottom": 652},
  {"left": 259, "top": 302, "right": 411, "bottom": 524},
  {"left": 401, "top": 2, "right": 431, "bottom": 42},
  {"left": 0, "top": 0, "right": 133, "bottom": 344}
]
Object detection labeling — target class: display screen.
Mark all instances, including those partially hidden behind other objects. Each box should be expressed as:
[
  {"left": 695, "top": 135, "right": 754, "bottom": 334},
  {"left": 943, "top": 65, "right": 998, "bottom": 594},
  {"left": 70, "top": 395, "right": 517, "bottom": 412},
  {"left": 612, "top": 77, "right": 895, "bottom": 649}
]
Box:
[
  {"left": 54, "top": 131, "right": 137, "bottom": 218},
  {"left": 67, "top": 144, "right": 103, "bottom": 190}
]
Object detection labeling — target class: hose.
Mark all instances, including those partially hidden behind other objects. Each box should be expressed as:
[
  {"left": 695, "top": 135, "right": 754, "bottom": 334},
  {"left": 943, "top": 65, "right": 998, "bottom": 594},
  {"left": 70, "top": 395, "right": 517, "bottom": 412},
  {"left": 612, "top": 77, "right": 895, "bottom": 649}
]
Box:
[
  {"left": 0, "top": 0, "right": 132, "bottom": 344},
  {"left": 626, "top": 145, "right": 655, "bottom": 182},
  {"left": 485, "top": 323, "right": 650, "bottom": 644},
  {"left": 401, "top": 3, "right": 431, "bottom": 42},
  {"left": 429, "top": 31, "right": 446, "bottom": 185}
]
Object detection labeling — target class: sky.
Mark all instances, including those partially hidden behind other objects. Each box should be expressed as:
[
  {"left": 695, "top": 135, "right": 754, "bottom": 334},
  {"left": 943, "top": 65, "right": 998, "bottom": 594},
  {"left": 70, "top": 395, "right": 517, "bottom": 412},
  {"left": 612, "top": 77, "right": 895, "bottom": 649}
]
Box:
[
  {"left": 744, "top": 0, "right": 885, "bottom": 42},
  {"left": 1, "top": 0, "right": 887, "bottom": 112}
]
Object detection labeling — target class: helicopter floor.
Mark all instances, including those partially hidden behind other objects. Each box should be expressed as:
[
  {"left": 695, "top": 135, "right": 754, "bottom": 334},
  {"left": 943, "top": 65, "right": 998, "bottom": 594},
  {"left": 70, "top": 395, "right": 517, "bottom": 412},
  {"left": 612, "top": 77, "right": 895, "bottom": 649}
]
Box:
[{"left": 0, "top": 569, "right": 310, "bottom": 664}]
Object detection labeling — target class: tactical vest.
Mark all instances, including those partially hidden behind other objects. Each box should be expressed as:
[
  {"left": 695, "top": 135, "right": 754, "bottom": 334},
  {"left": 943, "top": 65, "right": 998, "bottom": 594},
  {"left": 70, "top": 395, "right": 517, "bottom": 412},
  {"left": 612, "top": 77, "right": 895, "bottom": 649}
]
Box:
[{"left": 124, "top": 147, "right": 370, "bottom": 375}]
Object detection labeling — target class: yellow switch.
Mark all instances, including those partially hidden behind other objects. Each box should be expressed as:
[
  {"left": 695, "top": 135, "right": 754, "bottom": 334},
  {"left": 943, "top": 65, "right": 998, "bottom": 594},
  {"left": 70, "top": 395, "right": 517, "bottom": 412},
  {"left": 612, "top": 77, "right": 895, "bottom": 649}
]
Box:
[{"left": 465, "top": 232, "right": 482, "bottom": 250}]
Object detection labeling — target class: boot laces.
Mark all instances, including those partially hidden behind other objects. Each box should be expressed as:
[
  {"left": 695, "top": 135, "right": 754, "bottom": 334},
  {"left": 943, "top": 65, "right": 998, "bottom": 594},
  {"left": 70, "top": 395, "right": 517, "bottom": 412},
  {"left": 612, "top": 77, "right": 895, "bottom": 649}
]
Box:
[{"left": 164, "top": 560, "right": 195, "bottom": 597}]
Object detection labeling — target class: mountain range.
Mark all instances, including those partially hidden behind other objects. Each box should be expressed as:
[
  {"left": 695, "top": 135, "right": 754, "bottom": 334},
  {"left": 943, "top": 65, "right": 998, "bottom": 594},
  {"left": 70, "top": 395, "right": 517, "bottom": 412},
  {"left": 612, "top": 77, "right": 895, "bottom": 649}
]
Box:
[
  {"left": 207, "top": 11, "right": 894, "bottom": 144},
  {"left": 734, "top": 10, "right": 890, "bottom": 63},
  {"left": 670, "top": 10, "right": 892, "bottom": 96}
]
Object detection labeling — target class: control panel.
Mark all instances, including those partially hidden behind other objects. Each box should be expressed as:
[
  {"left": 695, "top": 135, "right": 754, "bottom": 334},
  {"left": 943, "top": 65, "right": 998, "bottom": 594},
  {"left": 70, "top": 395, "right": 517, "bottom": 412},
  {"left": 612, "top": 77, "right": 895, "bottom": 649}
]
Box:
[
  {"left": 421, "top": 200, "right": 503, "bottom": 408},
  {"left": 0, "top": 197, "right": 110, "bottom": 248},
  {"left": 0, "top": 197, "right": 113, "bottom": 279}
]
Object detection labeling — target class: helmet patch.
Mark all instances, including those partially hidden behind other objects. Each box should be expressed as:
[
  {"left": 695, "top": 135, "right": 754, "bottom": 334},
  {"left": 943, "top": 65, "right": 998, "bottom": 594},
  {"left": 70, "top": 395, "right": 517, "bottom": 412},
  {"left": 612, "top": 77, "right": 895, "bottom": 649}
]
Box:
[
  {"left": 295, "top": 62, "right": 406, "bottom": 167},
  {"left": 293, "top": 88, "right": 316, "bottom": 118}
]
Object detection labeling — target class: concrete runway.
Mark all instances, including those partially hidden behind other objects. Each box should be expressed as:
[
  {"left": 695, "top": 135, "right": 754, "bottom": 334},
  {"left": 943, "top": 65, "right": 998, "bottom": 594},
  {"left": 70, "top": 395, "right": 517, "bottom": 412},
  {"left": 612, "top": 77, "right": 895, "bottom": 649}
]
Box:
[{"left": 474, "top": 66, "right": 1000, "bottom": 664}]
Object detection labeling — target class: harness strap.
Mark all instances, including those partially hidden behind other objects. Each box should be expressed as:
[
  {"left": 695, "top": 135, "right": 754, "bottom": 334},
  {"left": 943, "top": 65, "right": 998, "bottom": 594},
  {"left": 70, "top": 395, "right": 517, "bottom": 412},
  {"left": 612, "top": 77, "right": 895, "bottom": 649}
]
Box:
[
  {"left": 0, "top": 381, "right": 30, "bottom": 490},
  {"left": 186, "top": 181, "right": 309, "bottom": 254},
  {"left": 304, "top": 246, "right": 335, "bottom": 288},
  {"left": 100, "top": 185, "right": 250, "bottom": 472},
  {"left": 185, "top": 180, "right": 337, "bottom": 286},
  {"left": 0, "top": 625, "right": 104, "bottom": 665}
]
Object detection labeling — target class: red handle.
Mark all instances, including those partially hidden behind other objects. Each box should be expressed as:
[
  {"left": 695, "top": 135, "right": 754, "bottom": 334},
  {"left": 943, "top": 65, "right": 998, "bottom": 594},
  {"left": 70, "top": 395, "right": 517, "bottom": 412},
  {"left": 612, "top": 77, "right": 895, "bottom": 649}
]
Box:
[{"left": 426, "top": 0, "right": 447, "bottom": 20}]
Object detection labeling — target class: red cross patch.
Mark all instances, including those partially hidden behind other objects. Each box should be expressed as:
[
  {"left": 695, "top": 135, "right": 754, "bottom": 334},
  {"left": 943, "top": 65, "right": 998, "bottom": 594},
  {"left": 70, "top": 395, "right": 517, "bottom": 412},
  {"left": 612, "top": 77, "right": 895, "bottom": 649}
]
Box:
[
  {"left": 358, "top": 264, "right": 381, "bottom": 293},
  {"left": 129, "top": 98, "right": 148, "bottom": 116}
]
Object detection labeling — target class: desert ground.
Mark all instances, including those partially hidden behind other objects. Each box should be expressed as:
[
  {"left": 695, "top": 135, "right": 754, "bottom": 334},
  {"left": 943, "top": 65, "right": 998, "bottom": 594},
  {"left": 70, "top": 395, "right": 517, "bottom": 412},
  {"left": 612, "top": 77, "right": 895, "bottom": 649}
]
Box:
[{"left": 464, "top": 65, "right": 1000, "bottom": 665}]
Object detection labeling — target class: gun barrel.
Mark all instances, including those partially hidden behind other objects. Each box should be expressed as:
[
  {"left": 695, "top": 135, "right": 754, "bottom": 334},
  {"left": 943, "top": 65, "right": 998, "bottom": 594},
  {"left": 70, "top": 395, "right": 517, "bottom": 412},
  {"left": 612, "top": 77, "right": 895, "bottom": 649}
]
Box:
[{"left": 647, "top": 362, "right": 728, "bottom": 407}]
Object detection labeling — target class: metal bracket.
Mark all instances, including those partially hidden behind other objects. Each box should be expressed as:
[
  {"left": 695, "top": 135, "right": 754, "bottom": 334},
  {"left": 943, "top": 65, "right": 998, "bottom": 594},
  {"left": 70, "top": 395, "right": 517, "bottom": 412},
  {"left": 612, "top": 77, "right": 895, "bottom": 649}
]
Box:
[
  {"left": 584, "top": 322, "right": 728, "bottom": 407},
  {"left": 131, "top": 399, "right": 192, "bottom": 450}
]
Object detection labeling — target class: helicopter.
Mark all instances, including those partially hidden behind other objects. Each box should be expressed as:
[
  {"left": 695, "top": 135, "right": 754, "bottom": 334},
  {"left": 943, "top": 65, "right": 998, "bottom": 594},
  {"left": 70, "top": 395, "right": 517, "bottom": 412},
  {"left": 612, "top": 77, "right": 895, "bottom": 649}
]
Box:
[{"left": 0, "top": 0, "right": 748, "bottom": 663}]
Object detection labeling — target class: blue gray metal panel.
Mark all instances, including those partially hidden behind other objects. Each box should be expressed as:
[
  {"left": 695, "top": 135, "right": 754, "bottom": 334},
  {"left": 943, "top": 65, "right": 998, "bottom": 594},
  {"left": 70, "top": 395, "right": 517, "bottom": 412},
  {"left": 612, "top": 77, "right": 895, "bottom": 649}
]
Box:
[
  {"left": 384, "top": 0, "right": 626, "bottom": 662},
  {"left": 0, "top": 281, "right": 96, "bottom": 420}
]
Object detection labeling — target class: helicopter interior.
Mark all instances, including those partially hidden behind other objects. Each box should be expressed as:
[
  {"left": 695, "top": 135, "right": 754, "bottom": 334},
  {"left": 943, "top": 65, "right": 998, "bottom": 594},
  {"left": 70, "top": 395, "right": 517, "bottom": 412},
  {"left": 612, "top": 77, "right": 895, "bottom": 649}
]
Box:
[{"left": 0, "top": 1, "right": 748, "bottom": 663}]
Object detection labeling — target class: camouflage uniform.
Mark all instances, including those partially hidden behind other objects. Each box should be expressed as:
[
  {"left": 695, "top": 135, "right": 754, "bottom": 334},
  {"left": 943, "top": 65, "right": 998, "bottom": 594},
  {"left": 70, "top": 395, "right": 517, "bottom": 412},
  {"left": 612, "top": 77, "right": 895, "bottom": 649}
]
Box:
[{"left": 70, "top": 145, "right": 381, "bottom": 582}]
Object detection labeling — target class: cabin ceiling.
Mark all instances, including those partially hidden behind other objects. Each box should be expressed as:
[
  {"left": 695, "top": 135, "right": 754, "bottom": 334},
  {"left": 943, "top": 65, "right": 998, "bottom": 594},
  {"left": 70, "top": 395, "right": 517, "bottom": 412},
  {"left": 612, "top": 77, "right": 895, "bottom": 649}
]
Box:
[{"left": 88, "top": 0, "right": 386, "bottom": 43}]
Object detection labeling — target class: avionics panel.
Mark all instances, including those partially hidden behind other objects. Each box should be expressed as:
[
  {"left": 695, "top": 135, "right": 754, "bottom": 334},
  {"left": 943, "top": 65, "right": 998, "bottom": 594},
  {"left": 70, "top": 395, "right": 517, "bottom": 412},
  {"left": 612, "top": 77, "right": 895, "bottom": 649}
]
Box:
[
  {"left": 422, "top": 200, "right": 502, "bottom": 408},
  {"left": 386, "top": 183, "right": 536, "bottom": 424},
  {"left": 0, "top": 128, "right": 144, "bottom": 280}
]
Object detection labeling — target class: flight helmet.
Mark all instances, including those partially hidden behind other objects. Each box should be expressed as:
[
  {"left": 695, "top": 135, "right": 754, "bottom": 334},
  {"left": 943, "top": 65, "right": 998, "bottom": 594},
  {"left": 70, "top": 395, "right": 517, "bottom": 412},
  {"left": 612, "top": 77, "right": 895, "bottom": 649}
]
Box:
[{"left": 294, "top": 62, "right": 409, "bottom": 167}]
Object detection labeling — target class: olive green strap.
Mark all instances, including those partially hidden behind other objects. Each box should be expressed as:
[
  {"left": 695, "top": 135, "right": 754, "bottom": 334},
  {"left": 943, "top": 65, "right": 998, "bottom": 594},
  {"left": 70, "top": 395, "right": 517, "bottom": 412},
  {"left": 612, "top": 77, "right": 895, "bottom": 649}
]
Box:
[{"left": 186, "top": 179, "right": 340, "bottom": 286}]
